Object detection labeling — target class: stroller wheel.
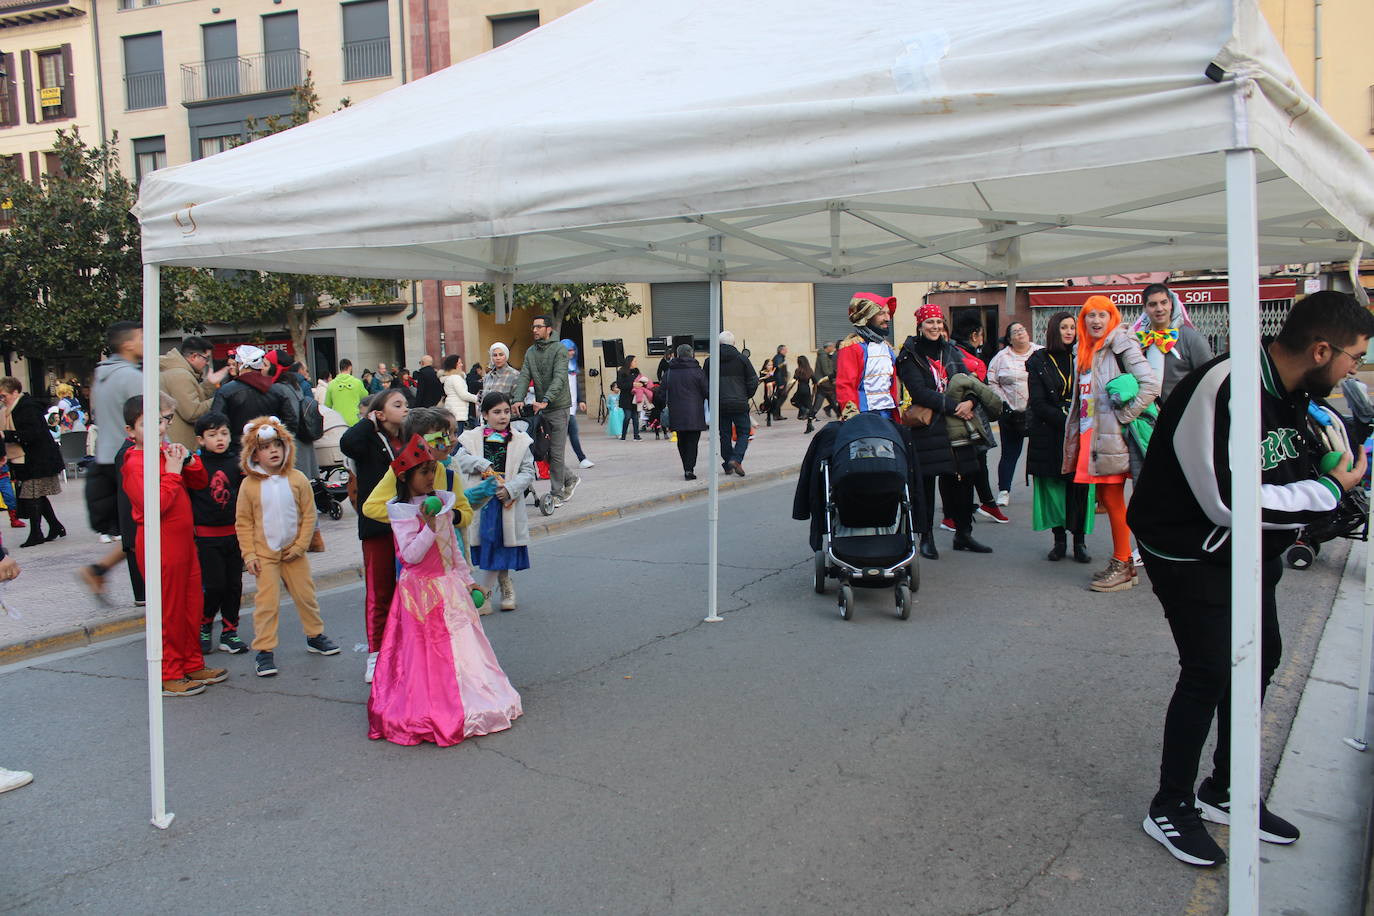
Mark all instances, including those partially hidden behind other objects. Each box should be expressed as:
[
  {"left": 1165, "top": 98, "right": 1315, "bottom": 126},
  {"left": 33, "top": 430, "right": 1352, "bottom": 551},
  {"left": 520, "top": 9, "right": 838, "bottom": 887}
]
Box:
[
  {"left": 813, "top": 550, "right": 827, "bottom": 594},
  {"left": 838, "top": 584, "right": 854, "bottom": 620},
  {"left": 1286, "top": 543, "right": 1315, "bottom": 569},
  {"left": 896, "top": 584, "right": 912, "bottom": 620},
  {"left": 329, "top": 502, "right": 343, "bottom": 520},
  {"left": 907, "top": 559, "right": 920, "bottom": 594},
  {"left": 539, "top": 493, "right": 556, "bottom": 516}
]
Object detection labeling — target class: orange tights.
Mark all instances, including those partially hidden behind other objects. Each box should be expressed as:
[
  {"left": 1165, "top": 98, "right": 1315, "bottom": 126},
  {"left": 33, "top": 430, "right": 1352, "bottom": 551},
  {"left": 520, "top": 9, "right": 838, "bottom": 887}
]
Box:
[{"left": 1098, "top": 482, "right": 1131, "bottom": 562}]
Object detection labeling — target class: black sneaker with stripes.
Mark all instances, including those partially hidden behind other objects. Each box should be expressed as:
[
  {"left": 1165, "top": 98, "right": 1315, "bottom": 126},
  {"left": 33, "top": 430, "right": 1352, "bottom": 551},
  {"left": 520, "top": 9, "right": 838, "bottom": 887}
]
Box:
[
  {"left": 1143, "top": 799, "right": 1226, "bottom": 867},
  {"left": 1195, "top": 776, "right": 1301, "bottom": 845}
]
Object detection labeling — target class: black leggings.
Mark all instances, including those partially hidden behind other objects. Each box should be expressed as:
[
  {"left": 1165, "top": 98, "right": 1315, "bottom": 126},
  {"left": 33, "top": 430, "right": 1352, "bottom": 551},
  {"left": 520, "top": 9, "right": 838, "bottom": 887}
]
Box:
[
  {"left": 1145, "top": 553, "right": 1283, "bottom": 805},
  {"left": 197, "top": 535, "right": 243, "bottom": 630},
  {"left": 921, "top": 473, "right": 973, "bottom": 535},
  {"left": 675, "top": 430, "right": 701, "bottom": 472}
]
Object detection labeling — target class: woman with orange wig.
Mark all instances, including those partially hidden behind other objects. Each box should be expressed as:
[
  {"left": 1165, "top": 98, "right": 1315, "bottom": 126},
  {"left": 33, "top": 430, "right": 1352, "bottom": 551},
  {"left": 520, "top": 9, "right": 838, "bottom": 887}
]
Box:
[{"left": 1061, "top": 296, "right": 1159, "bottom": 591}]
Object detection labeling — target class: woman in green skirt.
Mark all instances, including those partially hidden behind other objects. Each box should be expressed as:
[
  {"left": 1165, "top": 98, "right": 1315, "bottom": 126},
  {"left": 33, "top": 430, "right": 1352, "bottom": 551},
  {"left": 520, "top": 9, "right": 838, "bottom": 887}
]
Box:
[{"left": 1024, "top": 311, "right": 1094, "bottom": 562}]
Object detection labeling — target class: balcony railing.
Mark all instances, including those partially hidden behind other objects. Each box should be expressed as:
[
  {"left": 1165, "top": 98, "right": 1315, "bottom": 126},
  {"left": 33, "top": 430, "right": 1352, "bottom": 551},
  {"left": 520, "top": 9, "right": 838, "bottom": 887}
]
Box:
[
  {"left": 180, "top": 48, "right": 308, "bottom": 104},
  {"left": 342, "top": 37, "right": 390, "bottom": 82},
  {"left": 124, "top": 69, "right": 165, "bottom": 110}
]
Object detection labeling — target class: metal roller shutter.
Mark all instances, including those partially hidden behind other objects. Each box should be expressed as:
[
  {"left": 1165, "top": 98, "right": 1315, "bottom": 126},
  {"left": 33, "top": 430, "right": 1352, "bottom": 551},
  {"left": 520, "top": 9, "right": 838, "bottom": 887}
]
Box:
[
  {"left": 814, "top": 283, "right": 893, "bottom": 346},
  {"left": 650, "top": 282, "right": 713, "bottom": 345}
]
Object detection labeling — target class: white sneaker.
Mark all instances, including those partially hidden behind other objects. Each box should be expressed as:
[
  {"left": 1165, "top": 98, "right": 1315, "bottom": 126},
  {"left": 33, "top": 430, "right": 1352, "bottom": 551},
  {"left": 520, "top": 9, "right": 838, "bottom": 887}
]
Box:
[
  {"left": 364, "top": 651, "right": 378, "bottom": 684},
  {"left": 0, "top": 767, "right": 33, "bottom": 794},
  {"left": 1132, "top": 549, "right": 1144, "bottom": 568},
  {"left": 99, "top": 534, "right": 114, "bottom": 544},
  {"left": 996, "top": 490, "right": 1010, "bottom": 507},
  {"left": 579, "top": 458, "right": 594, "bottom": 469}
]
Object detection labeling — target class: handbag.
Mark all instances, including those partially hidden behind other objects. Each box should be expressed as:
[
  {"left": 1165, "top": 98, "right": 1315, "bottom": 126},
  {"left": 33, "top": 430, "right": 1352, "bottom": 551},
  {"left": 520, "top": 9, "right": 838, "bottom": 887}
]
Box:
[
  {"left": 899, "top": 402, "right": 934, "bottom": 429},
  {"left": 1000, "top": 408, "right": 1027, "bottom": 438}
]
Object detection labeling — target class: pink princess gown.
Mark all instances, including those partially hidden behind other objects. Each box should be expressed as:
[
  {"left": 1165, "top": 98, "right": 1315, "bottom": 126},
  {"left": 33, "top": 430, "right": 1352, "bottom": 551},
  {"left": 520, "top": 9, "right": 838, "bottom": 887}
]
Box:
[{"left": 367, "top": 491, "right": 523, "bottom": 746}]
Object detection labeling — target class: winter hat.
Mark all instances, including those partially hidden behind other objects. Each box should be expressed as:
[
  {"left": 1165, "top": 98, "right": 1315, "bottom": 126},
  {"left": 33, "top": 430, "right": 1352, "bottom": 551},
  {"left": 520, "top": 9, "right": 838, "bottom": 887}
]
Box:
[
  {"left": 849, "top": 292, "right": 898, "bottom": 326},
  {"left": 390, "top": 434, "right": 433, "bottom": 477},
  {"left": 263, "top": 349, "right": 287, "bottom": 383},
  {"left": 235, "top": 344, "right": 267, "bottom": 370},
  {"left": 915, "top": 303, "right": 944, "bottom": 325},
  {"left": 238, "top": 415, "right": 295, "bottom": 476}
]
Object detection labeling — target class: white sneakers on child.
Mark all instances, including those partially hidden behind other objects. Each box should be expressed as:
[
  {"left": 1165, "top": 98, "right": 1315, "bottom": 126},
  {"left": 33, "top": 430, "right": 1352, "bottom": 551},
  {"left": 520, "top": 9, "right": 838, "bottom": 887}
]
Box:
[
  {"left": 0, "top": 767, "right": 33, "bottom": 794},
  {"left": 364, "top": 651, "right": 379, "bottom": 684}
]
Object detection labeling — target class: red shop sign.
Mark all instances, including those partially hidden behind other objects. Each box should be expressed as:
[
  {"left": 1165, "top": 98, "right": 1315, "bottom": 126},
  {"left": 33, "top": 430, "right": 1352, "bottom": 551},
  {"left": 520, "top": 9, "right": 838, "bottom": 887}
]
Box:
[
  {"left": 211, "top": 339, "right": 295, "bottom": 361},
  {"left": 1029, "top": 279, "right": 1298, "bottom": 310}
]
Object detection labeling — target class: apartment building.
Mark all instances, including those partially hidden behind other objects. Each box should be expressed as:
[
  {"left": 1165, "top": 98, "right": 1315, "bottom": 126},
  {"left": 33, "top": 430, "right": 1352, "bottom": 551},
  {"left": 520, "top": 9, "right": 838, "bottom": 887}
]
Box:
[{"left": 0, "top": 0, "right": 101, "bottom": 187}]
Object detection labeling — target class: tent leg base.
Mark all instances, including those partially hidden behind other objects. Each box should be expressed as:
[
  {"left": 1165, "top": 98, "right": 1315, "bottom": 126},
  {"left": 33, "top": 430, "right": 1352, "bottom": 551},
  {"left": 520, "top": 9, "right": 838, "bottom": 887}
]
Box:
[
  {"left": 151, "top": 812, "right": 175, "bottom": 829},
  {"left": 1343, "top": 737, "right": 1368, "bottom": 752},
  {"left": 703, "top": 615, "right": 723, "bottom": 623}
]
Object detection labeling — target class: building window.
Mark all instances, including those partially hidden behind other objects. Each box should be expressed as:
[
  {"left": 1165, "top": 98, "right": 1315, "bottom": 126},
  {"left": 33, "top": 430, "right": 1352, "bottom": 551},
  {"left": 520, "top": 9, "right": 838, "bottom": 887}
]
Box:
[
  {"left": 0, "top": 53, "right": 17, "bottom": 127},
  {"left": 122, "top": 33, "right": 165, "bottom": 111},
  {"left": 43, "top": 151, "right": 64, "bottom": 177},
  {"left": 133, "top": 136, "right": 166, "bottom": 183},
  {"left": 341, "top": 0, "right": 391, "bottom": 81},
  {"left": 37, "top": 49, "right": 69, "bottom": 122},
  {"left": 198, "top": 135, "right": 236, "bottom": 159},
  {"left": 491, "top": 12, "right": 539, "bottom": 47}
]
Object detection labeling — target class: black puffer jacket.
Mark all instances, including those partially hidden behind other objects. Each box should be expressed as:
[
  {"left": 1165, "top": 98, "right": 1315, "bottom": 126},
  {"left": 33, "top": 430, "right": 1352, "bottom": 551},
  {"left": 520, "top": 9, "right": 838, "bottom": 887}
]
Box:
[
  {"left": 212, "top": 371, "right": 294, "bottom": 449},
  {"left": 339, "top": 417, "right": 398, "bottom": 540},
  {"left": 703, "top": 344, "right": 758, "bottom": 414},
  {"left": 895, "top": 336, "right": 970, "bottom": 478},
  {"left": 663, "top": 356, "right": 708, "bottom": 431},
  {"left": 1025, "top": 349, "right": 1074, "bottom": 479},
  {"left": 6, "top": 393, "right": 64, "bottom": 480}
]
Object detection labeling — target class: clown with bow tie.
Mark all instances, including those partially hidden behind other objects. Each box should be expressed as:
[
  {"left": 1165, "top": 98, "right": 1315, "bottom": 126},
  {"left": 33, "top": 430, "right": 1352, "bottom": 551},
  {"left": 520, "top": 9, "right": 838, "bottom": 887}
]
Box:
[{"left": 1130, "top": 283, "right": 1214, "bottom": 403}]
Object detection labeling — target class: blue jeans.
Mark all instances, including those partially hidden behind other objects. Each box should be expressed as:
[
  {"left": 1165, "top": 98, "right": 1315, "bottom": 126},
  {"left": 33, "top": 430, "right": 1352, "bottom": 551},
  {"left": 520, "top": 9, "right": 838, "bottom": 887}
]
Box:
[
  {"left": 568, "top": 414, "right": 586, "bottom": 462},
  {"left": 720, "top": 411, "right": 751, "bottom": 465},
  {"left": 997, "top": 427, "right": 1025, "bottom": 493}
]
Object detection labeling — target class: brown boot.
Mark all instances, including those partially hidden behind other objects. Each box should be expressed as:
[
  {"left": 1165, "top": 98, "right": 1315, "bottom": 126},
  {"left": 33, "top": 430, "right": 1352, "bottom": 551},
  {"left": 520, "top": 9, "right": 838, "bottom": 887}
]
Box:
[
  {"left": 185, "top": 666, "right": 229, "bottom": 684},
  {"left": 1090, "top": 558, "right": 1135, "bottom": 592},
  {"left": 307, "top": 529, "right": 325, "bottom": 553}
]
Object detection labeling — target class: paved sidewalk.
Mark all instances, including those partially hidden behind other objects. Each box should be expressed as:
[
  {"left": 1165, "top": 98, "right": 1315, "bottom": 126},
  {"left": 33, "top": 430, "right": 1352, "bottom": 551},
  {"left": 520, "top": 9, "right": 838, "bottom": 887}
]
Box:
[{"left": 1, "top": 412, "right": 817, "bottom": 662}]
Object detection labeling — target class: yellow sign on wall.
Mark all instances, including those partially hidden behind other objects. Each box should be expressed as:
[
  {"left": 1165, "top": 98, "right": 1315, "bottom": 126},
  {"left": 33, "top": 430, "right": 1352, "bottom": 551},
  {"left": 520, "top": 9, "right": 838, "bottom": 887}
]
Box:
[{"left": 38, "top": 87, "right": 62, "bottom": 107}]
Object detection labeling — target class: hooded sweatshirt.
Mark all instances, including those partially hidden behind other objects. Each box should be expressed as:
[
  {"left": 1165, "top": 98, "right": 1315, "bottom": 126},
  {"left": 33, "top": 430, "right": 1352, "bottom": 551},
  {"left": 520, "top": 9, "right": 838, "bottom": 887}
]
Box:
[
  {"left": 513, "top": 337, "right": 570, "bottom": 410},
  {"left": 92, "top": 355, "right": 143, "bottom": 464}
]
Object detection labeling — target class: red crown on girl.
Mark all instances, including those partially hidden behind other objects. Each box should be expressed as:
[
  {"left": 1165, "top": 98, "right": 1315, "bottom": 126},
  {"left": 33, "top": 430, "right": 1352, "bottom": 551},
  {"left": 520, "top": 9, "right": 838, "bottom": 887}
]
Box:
[{"left": 390, "top": 434, "right": 432, "bottom": 476}]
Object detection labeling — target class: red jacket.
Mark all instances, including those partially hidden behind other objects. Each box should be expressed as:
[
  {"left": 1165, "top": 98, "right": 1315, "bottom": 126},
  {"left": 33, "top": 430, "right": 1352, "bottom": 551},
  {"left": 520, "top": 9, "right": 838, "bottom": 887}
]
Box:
[
  {"left": 122, "top": 447, "right": 208, "bottom": 538},
  {"left": 834, "top": 335, "right": 900, "bottom": 418}
]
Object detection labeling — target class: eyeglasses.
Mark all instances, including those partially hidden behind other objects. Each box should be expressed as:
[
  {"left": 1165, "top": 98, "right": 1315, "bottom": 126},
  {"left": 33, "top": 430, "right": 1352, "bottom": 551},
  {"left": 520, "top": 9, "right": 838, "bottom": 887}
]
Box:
[
  {"left": 159, "top": 413, "right": 174, "bottom": 424},
  {"left": 1319, "top": 338, "right": 1367, "bottom": 368},
  {"left": 422, "top": 431, "right": 453, "bottom": 448}
]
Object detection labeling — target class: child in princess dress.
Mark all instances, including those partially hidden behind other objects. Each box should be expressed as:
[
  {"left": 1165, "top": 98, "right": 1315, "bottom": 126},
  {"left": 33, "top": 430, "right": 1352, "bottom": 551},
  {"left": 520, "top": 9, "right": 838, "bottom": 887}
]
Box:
[{"left": 367, "top": 434, "right": 522, "bottom": 747}]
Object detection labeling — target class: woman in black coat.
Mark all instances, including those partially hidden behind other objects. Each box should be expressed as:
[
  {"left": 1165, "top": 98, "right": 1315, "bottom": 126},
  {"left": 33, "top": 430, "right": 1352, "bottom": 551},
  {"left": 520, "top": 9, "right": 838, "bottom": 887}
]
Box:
[
  {"left": 1025, "top": 310, "right": 1092, "bottom": 563},
  {"left": 896, "top": 309, "right": 990, "bottom": 558},
  {"left": 614, "top": 356, "right": 647, "bottom": 441},
  {"left": 0, "top": 378, "right": 66, "bottom": 547},
  {"left": 662, "top": 345, "right": 708, "bottom": 480}
]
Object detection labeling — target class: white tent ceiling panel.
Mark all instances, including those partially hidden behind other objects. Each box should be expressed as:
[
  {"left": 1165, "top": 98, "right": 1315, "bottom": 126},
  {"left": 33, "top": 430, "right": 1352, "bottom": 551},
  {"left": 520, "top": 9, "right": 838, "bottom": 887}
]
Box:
[{"left": 136, "top": 0, "right": 1374, "bottom": 284}]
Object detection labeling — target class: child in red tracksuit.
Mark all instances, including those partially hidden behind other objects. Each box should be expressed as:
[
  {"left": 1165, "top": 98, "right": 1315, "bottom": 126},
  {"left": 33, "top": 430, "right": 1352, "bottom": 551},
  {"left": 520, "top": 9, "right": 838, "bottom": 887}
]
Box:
[{"left": 120, "top": 394, "right": 227, "bottom": 697}]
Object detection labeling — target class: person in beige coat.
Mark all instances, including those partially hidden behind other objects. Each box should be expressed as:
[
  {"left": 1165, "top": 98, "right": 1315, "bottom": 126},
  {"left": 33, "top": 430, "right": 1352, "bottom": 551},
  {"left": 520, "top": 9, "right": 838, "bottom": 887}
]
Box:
[
  {"left": 1061, "top": 296, "right": 1159, "bottom": 592},
  {"left": 160, "top": 337, "right": 227, "bottom": 450}
]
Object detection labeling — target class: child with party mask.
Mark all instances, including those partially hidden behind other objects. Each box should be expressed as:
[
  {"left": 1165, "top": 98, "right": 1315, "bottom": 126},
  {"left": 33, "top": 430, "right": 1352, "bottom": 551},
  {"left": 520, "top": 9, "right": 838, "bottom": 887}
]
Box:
[
  {"left": 367, "top": 434, "right": 521, "bottom": 746},
  {"left": 457, "top": 392, "right": 535, "bottom": 613}
]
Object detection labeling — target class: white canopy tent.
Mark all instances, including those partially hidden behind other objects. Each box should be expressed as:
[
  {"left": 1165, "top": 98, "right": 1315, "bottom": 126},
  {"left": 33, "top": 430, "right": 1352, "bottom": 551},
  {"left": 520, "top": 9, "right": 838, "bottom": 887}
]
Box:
[{"left": 135, "top": 0, "right": 1374, "bottom": 909}]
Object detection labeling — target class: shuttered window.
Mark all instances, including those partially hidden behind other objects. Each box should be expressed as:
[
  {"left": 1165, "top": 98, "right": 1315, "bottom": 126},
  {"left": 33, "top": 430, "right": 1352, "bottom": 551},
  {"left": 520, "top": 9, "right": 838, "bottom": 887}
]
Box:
[
  {"left": 491, "top": 13, "right": 539, "bottom": 47},
  {"left": 813, "top": 283, "right": 894, "bottom": 346},
  {"left": 650, "top": 282, "right": 718, "bottom": 347}
]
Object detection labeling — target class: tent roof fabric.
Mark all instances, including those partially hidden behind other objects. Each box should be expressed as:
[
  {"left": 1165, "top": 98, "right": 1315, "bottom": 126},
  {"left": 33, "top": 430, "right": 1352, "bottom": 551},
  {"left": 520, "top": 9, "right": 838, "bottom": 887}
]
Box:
[{"left": 136, "top": 0, "right": 1374, "bottom": 283}]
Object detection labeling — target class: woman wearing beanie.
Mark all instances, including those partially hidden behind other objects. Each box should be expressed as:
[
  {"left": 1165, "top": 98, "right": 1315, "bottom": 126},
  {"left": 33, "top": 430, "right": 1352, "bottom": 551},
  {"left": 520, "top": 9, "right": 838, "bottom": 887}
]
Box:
[
  {"left": 1025, "top": 311, "right": 1093, "bottom": 563},
  {"left": 1061, "top": 296, "right": 1158, "bottom": 591},
  {"left": 896, "top": 303, "right": 992, "bottom": 558}
]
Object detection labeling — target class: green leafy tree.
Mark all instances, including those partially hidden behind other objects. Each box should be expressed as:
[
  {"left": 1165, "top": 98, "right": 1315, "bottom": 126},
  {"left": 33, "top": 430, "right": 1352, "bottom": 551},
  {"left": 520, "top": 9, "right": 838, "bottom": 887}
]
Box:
[
  {"left": 466, "top": 283, "right": 638, "bottom": 337},
  {"left": 179, "top": 74, "right": 396, "bottom": 363},
  {"left": 0, "top": 129, "right": 186, "bottom": 361}
]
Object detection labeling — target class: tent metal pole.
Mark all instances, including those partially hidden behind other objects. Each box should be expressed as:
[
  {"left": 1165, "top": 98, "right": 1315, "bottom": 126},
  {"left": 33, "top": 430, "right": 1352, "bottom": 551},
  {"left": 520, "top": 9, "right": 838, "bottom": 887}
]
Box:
[
  {"left": 1225, "top": 148, "right": 1261, "bottom": 915},
  {"left": 705, "top": 236, "right": 723, "bottom": 622},
  {"left": 1349, "top": 251, "right": 1372, "bottom": 753},
  {"left": 142, "top": 261, "right": 173, "bottom": 830}
]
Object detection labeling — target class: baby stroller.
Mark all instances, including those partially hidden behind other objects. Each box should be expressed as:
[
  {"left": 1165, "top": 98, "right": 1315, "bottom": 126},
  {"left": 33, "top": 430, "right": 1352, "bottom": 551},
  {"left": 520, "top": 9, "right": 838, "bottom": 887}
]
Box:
[
  {"left": 511, "top": 409, "right": 556, "bottom": 517},
  {"left": 1286, "top": 400, "right": 1370, "bottom": 569},
  {"left": 813, "top": 413, "right": 919, "bottom": 619},
  {"left": 312, "top": 475, "right": 344, "bottom": 520}
]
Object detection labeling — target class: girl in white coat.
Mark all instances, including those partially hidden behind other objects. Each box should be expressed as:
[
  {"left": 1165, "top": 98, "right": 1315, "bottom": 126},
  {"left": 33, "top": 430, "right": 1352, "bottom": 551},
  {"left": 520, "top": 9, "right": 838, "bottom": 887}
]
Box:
[{"left": 457, "top": 391, "right": 535, "bottom": 611}]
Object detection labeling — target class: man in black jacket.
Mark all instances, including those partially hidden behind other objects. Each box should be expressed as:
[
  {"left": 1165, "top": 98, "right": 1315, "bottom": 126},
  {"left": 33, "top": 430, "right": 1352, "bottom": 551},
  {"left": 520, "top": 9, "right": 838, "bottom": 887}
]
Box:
[
  {"left": 704, "top": 331, "right": 758, "bottom": 475},
  {"left": 210, "top": 344, "right": 294, "bottom": 451},
  {"left": 412, "top": 355, "right": 444, "bottom": 408},
  {"left": 1130, "top": 290, "right": 1373, "bottom": 868}
]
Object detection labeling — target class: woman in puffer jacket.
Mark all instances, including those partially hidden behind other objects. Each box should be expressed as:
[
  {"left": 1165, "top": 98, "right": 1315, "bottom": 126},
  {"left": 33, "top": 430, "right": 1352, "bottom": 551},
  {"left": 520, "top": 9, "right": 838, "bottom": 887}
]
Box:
[{"left": 1061, "top": 296, "right": 1159, "bottom": 592}]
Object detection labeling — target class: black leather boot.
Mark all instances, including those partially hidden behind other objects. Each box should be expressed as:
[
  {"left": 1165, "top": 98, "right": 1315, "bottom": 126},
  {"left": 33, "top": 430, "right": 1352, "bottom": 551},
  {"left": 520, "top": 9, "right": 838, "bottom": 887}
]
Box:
[
  {"left": 1073, "top": 538, "right": 1092, "bottom": 564},
  {"left": 919, "top": 534, "right": 939, "bottom": 560},
  {"left": 952, "top": 528, "right": 993, "bottom": 553},
  {"left": 18, "top": 499, "right": 44, "bottom": 548},
  {"left": 1047, "top": 528, "right": 1067, "bottom": 561}
]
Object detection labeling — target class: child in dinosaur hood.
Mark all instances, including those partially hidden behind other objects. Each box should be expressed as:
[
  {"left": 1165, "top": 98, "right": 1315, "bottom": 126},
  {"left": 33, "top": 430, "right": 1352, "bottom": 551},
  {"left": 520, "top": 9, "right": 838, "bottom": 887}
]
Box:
[{"left": 234, "top": 415, "right": 340, "bottom": 678}]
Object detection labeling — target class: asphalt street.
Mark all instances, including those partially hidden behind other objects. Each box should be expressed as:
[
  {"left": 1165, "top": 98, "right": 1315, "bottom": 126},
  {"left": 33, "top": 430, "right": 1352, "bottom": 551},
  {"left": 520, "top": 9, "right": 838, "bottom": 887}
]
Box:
[{"left": 0, "top": 478, "right": 1346, "bottom": 915}]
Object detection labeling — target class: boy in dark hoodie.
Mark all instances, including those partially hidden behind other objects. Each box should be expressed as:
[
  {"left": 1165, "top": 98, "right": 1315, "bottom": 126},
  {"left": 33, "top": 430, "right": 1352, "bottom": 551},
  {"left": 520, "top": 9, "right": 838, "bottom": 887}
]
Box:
[{"left": 192, "top": 411, "right": 248, "bottom": 655}]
